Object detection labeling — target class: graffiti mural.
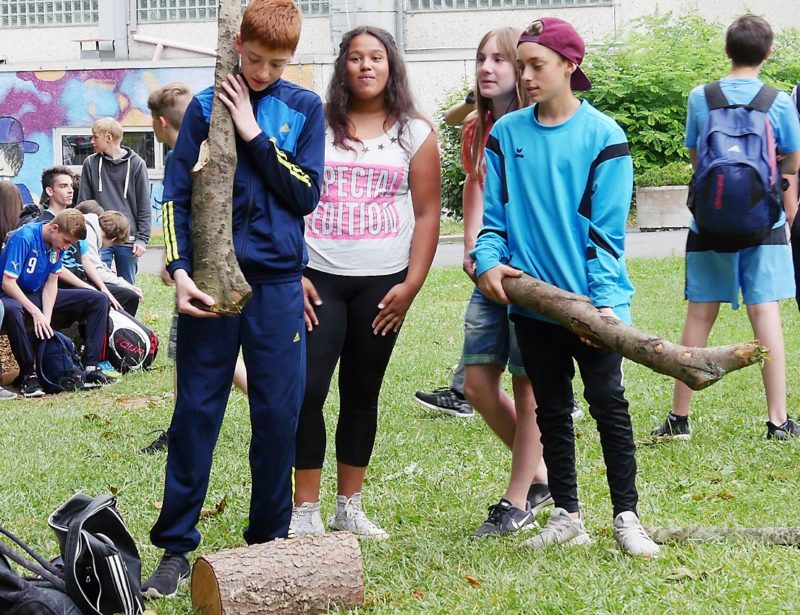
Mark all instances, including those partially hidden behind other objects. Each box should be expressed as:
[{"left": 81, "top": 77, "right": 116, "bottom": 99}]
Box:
[{"left": 0, "top": 66, "right": 213, "bottom": 224}]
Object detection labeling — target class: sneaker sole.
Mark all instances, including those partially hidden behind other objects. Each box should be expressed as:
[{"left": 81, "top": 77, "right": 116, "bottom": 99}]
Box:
[
  {"left": 412, "top": 396, "right": 474, "bottom": 418},
  {"left": 329, "top": 524, "right": 389, "bottom": 540},
  {"left": 142, "top": 576, "right": 188, "bottom": 600},
  {"left": 522, "top": 532, "right": 593, "bottom": 549},
  {"left": 22, "top": 390, "right": 45, "bottom": 398}
]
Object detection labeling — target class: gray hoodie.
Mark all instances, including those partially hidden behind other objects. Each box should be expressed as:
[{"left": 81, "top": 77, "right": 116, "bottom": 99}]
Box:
[{"left": 80, "top": 146, "right": 151, "bottom": 248}]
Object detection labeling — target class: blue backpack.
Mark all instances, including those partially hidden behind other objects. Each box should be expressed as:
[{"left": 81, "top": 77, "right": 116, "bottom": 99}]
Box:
[
  {"left": 688, "top": 81, "right": 783, "bottom": 250},
  {"left": 34, "top": 332, "right": 84, "bottom": 394}
]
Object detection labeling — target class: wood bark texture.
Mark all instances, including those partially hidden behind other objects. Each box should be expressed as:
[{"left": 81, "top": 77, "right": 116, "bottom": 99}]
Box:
[
  {"left": 647, "top": 526, "right": 800, "bottom": 545},
  {"left": 503, "top": 273, "right": 767, "bottom": 390},
  {"left": 190, "top": 0, "right": 252, "bottom": 314},
  {"left": 190, "top": 533, "right": 365, "bottom": 615}
]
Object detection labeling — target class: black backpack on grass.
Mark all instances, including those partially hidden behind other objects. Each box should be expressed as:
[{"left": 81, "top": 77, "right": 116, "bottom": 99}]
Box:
[
  {"left": 33, "top": 331, "right": 84, "bottom": 394},
  {"left": 0, "top": 525, "right": 82, "bottom": 615}
]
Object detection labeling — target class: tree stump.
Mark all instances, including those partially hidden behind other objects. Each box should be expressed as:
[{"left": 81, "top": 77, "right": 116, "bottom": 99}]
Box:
[
  {"left": 191, "top": 533, "right": 365, "bottom": 615},
  {"left": 503, "top": 273, "right": 767, "bottom": 390},
  {"left": 0, "top": 334, "right": 19, "bottom": 385}
]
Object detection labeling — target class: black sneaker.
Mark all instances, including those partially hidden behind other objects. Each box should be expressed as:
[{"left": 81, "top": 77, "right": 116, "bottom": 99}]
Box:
[
  {"left": 141, "top": 430, "right": 168, "bottom": 454},
  {"left": 473, "top": 498, "right": 536, "bottom": 538},
  {"left": 83, "top": 368, "right": 113, "bottom": 389},
  {"left": 21, "top": 374, "right": 44, "bottom": 398},
  {"left": 413, "top": 387, "right": 474, "bottom": 418},
  {"left": 651, "top": 413, "right": 691, "bottom": 440},
  {"left": 526, "top": 482, "right": 554, "bottom": 515},
  {"left": 571, "top": 398, "right": 583, "bottom": 420},
  {"left": 766, "top": 417, "right": 800, "bottom": 441},
  {"left": 142, "top": 551, "right": 190, "bottom": 599}
]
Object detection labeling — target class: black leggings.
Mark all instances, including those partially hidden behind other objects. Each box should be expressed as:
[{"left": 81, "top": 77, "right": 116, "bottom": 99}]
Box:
[{"left": 295, "top": 267, "right": 406, "bottom": 469}]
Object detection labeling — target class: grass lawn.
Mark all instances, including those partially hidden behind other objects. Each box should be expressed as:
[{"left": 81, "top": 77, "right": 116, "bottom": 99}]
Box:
[{"left": 2, "top": 258, "right": 799, "bottom": 614}]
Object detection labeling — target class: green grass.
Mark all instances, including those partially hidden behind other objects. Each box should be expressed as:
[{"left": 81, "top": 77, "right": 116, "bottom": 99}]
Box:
[
  {"left": 440, "top": 219, "right": 464, "bottom": 237},
  {"left": 2, "top": 259, "right": 800, "bottom": 614}
]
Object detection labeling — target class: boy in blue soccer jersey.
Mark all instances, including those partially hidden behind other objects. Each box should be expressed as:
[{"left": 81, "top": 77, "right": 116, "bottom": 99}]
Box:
[
  {"left": 651, "top": 15, "right": 800, "bottom": 442},
  {"left": 143, "top": 0, "right": 325, "bottom": 599},
  {"left": 472, "top": 18, "right": 659, "bottom": 557},
  {"left": 0, "top": 209, "right": 110, "bottom": 397}
]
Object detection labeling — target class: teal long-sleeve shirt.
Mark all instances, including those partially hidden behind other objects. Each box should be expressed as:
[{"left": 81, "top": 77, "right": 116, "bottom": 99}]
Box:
[{"left": 471, "top": 100, "right": 635, "bottom": 324}]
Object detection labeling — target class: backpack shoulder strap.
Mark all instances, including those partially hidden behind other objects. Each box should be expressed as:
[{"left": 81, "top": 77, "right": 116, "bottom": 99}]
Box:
[
  {"left": 748, "top": 85, "right": 779, "bottom": 113},
  {"left": 703, "top": 81, "right": 729, "bottom": 111}
]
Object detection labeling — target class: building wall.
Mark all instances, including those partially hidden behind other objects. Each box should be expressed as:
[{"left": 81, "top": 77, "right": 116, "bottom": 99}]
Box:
[{"left": 0, "top": 63, "right": 313, "bottom": 225}]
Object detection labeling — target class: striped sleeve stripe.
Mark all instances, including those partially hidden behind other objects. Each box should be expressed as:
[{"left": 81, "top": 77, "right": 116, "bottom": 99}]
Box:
[
  {"left": 269, "top": 137, "right": 311, "bottom": 187},
  {"left": 163, "top": 201, "right": 179, "bottom": 264},
  {"left": 577, "top": 142, "right": 631, "bottom": 220}
]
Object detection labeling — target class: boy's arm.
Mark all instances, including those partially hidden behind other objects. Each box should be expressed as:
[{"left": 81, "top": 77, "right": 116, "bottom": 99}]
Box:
[
  {"left": 163, "top": 98, "right": 206, "bottom": 279},
  {"left": 132, "top": 161, "right": 151, "bottom": 255},
  {"left": 2, "top": 275, "right": 52, "bottom": 339},
  {"left": 472, "top": 133, "right": 519, "bottom": 304},
  {"left": 219, "top": 75, "right": 325, "bottom": 217},
  {"left": 582, "top": 135, "right": 633, "bottom": 311}
]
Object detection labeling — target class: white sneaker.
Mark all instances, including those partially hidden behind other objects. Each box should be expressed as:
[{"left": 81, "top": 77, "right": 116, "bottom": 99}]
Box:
[
  {"left": 521, "top": 507, "right": 592, "bottom": 549},
  {"left": 289, "top": 501, "right": 324, "bottom": 538},
  {"left": 330, "top": 493, "right": 388, "bottom": 540},
  {"left": 613, "top": 511, "right": 660, "bottom": 558}
]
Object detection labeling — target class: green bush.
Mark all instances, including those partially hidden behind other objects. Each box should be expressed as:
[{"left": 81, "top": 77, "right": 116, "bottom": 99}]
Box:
[
  {"left": 636, "top": 161, "right": 694, "bottom": 187},
  {"left": 436, "top": 82, "right": 471, "bottom": 220}
]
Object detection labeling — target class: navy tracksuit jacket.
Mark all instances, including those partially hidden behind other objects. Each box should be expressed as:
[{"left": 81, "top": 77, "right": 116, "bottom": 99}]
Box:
[{"left": 152, "top": 78, "right": 325, "bottom": 552}]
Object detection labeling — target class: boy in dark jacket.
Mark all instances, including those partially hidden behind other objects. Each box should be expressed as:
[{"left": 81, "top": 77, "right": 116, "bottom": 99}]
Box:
[
  {"left": 142, "top": 0, "right": 325, "bottom": 600},
  {"left": 79, "top": 117, "right": 150, "bottom": 284}
]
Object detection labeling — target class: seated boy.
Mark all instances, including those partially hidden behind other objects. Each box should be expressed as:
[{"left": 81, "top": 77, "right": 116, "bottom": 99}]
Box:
[
  {"left": 74, "top": 200, "right": 143, "bottom": 317},
  {"left": 652, "top": 14, "right": 800, "bottom": 441},
  {"left": 142, "top": 0, "right": 324, "bottom": 599},
  {"left": 0, "top": 210, "right": 111, "bottom": 397}
]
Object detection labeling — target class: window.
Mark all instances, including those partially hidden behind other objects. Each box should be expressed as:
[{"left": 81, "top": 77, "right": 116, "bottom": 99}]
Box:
[
  {"left": 407, "top": 0, "right": 611, "bottom": 10},
  {"left": 57, "top": 128, "right": 168, "bottom": 178},
  {"left": 0, "top": 0, "right": 98, "bottom": 28},
  {"left": 138, "top": 0, "right": 329, "bottom": 22}
]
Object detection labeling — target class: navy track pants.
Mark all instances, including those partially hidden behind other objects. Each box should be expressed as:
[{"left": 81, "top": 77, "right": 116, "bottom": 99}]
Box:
[{"left": 150, "top": 281, "right": 306, "bottom": 553}]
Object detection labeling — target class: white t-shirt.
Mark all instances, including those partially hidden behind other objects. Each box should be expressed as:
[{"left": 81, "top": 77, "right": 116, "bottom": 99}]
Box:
[{"left": 305, "top": 118, "right": 433, "bottom": 276}]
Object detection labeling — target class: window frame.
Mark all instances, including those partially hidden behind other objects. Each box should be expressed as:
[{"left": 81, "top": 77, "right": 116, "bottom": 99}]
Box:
[
  {"left": 55, "top": 126, "right": 168, "bottom": 180},
  {"left": 0, "top": 0, "right": 99, "bottom": 28},
  {"left": 405, "top": 0, "right": 613, "bottom": 11}
]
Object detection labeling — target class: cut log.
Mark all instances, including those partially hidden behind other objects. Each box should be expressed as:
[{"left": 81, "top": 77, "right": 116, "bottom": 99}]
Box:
[
  {"left": 191, "top": 533, "right": 365, "bottom": 615},
  {"left": 0, "top": 335, "right": 19, "bottom": 385},
  {"left": 189, "top": 0, "right": 252, "bottom": 314},
  {"left": 647, "top": 526, "right": 800, "bottom": 546},
  {"left": 503, "top": 273, "right": 767, "bottom": 391}
]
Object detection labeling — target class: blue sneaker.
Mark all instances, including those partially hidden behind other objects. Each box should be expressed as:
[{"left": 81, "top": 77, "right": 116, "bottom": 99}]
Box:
[{"left": 98, "top": 360, "right": 121, "bottom": 378}]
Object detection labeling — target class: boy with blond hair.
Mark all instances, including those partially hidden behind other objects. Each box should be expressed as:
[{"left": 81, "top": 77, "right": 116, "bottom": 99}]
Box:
[
  {"left": 79, "top": 117, "right": 151, "bottom": 284},
  {"left": 0, "top": 210, "right": 111, "bottom": 397},
  {"left": 143, "top": 0, "right": 325, "bottom": 599}
]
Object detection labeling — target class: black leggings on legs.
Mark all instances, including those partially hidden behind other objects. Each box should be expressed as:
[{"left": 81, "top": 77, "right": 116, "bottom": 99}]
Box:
[{"left": 295, "top": 267, "right": 407, "bottom": 470}]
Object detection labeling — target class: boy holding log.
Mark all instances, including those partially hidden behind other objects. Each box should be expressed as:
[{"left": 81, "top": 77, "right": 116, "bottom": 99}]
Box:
[
  {"left": 143, "top": 0, "right": 325, "bottom": 599},
  {"left": 651, "top": 14, "right": 800, "bottom": 441},
  {"left": 473, "top": 18, "right": 659, "bottom": 557}
]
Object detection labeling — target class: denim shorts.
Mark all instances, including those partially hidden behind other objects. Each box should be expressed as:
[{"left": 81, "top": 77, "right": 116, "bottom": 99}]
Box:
[{"left": 462, "top": 287, "right": 525, "bottom": 375}]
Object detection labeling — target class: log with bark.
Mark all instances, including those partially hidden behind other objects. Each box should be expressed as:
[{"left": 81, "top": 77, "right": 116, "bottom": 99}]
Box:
[
  {"left": 189, "top": 0, "right": 252, "bottom": 314},
  {"left": 647, "top": 526, "right": 800, "bottom": 546},
  {"left": 503, "top": 274, "right": 767, "bottom": 390},
  {"left": 191, "top": 533, "right": 365, "bottom": 615}
]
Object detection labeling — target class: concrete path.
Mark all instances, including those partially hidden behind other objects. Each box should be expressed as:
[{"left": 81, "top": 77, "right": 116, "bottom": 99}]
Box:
[{"left": 139, "top": 229, "right": 687, "bottom": 275}]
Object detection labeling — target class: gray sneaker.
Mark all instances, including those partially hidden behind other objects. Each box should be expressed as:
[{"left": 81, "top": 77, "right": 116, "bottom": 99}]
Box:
[
  {"left": 413, "top": 387, "right": 474, "bottom": 418},
  {"left": 330, "top": 493, "right": 388, "bottom": 540},
  {"left": 290, "top": 501, "right": 324, "bottom": 538},
  {"left": 571, "top": 399, "right": 583, "bottom": 420},
  {"left": 613, "top": 511, "right": 660, "bottom": 558},
  {"left": 521, "top": 507, "right": 591, "bottom": 550},
  {"left": 473, "top": 498, "right": 537, "bottom": 538},
  {"left": 0, "top": 386, "right": 16, "bottom": 400}
]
